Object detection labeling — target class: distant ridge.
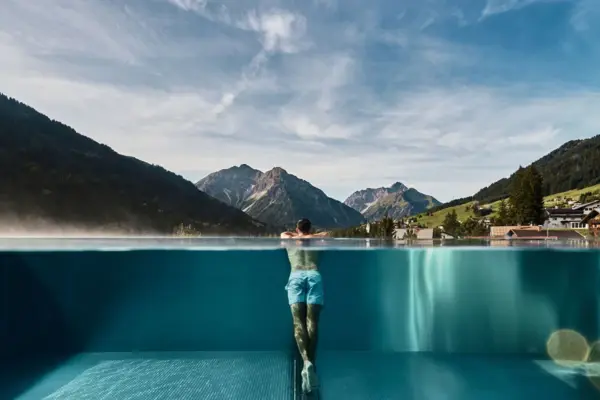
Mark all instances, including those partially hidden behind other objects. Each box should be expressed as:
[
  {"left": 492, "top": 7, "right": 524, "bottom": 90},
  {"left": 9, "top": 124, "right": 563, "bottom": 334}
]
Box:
[{"left": 344, "top": 182, "right": 441, "bottom": 221}]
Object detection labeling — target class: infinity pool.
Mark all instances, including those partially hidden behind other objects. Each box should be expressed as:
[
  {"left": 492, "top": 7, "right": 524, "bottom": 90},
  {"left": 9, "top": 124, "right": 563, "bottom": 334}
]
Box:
[{"left": 1, "top": 238, "right": 599, "bottom": 399}]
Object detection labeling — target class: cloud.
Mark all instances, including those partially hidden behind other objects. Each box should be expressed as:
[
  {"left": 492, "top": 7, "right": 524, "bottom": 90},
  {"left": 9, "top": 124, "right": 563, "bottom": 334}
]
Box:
[
  {"left": 570, "top": 0, "right": 600, "bottom": 32},
  {"left": 241, "top": 10, "right": 308, "bottom": 54},
  {"left": 480, "top": 0, "right": 571, "bottom": 19},
  {"left": 167, "top": 0, "right": 233, "bottom": 24},
  {"left": 212, "top": 9, "right": 308, "bottom": 114},
  {"left": 1, "top": 0, "right": 599, "bottom": 204},
  {"left": 168, "top": 0, "right": 207, "bottom": 11},
  {"left": 167, "top": 3, "right": 309, "bottom": 115},
  {"left": 314, "top": 0, "right": 337, "bottom": 10},
  {"left": 0, "top": 1, "right": 149, "bottom": 64}
]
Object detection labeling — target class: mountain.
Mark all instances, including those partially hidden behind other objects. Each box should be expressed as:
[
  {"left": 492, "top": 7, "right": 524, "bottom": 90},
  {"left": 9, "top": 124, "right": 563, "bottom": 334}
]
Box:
[
  {"left": 196, "top": 166, "right": 365, "bottom": 229},
  {"left": 0, "top": 93, "right": 268, "bottom": 235},
  {"left": 344, "top": 182, "right": 408, "bottom": 213},
  {"left": 431, "top": 134, "right": 600, "bottom": 213},
  {"left": 195, "top": 164, "right": 262, "bottom": 208},
  {"left": 473, "top": 135, "right": 600, "bottom": 203},
  {"left": 344, "top": 182, "right": 442, "bottom": 221}
]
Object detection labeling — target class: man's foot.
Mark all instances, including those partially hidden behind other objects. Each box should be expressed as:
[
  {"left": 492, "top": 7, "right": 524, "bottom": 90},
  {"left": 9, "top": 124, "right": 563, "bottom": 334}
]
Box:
[
  {"left": 301, "top": 367, "right": 309, "bottom": 393},
  {"left": 303, "top": 361, "right": 319, "bottom": 392}
]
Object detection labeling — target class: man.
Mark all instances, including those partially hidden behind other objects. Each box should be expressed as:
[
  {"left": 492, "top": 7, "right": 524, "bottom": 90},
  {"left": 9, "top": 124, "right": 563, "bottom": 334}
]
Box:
[{"left": 281, "top": 218, "right": 329, "bottom": 394}]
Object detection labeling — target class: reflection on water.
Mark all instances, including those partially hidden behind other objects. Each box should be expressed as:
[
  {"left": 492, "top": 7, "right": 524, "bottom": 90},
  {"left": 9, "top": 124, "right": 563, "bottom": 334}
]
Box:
[
  {"left": 403, "top": 248, "right": 528, "bottom": 352},
  {"left": 0, "top": 237, "right": 597, "bottom": 250}
]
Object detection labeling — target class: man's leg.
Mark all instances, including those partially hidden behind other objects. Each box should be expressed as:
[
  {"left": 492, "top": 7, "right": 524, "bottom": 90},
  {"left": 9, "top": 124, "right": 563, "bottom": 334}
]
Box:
[
  {"left": 307, "top": 304, "right": 321, "bottom": 366},
  {"left": 291, "top": 303, "right": 310, "bottom": 363},
  {"left": 304, "top": 272, "right": 323, "bottom": 392},
  {"left": 291, "top": 302, "right": 314, "bottom": 393},
  {"left": 306, "top": 271, "right": 324, "bottom": 367}
]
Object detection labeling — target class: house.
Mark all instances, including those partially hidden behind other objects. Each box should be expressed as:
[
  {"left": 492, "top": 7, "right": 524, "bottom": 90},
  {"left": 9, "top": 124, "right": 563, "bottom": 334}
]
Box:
[
  {"left": 393, "top": 228, "right": 434, "bottom": 240},
  {"left": 541, "top": 200, "right": 600, "bottom": 229},
  {"left": 543, "top": 208, "right": 587, "bottom": 229},
  {"left": 505, "top": 227, "right": 585, "bottom": 240},
  {"left": 490, "top": 225, "right": 539, "bottom": 238},
  {"left": 581, "top": 210, "right": 600, "bottom": 237},
  {"left": 573, "top": 200, "right": 600, "bottom": 215}
]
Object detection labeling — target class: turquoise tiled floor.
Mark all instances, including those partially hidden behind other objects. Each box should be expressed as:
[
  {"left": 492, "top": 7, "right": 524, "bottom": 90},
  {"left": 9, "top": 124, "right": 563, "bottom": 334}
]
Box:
[
  {"left": 3, "top": 352, "right": 294, "bottom": 400},
  {"left": 316, "top": 352, "right": 598, "bottom": 399},
  {"left": 2, "top": 352, "right": 598, "bottom": 399}
]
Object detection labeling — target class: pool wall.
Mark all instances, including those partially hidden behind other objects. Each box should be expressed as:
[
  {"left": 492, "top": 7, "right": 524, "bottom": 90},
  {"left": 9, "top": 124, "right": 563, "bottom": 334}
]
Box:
[{"left": 2, "top": 248, "right": 599, "bottom": 361}]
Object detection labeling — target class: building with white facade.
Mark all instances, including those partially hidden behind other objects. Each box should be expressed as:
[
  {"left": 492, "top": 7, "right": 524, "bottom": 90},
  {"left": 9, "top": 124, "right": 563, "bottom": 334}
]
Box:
[{"left": 543, "top": 200, "right": 600, "bottom": 229}]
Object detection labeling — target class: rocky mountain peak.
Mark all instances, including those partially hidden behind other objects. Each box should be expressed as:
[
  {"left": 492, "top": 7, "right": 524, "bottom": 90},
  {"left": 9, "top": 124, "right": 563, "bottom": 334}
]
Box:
[
  {"left": 344, "top": 181, "right": 440, "bottom": 221},
  {"left": 196, "top": 165, "right": 364, "bottom": 228},
  {"left": 265, "top": 166, "right": 287, "bottom": 176},
  {"left": 390, "top": 182, "right": 408, "bottom": 192}
]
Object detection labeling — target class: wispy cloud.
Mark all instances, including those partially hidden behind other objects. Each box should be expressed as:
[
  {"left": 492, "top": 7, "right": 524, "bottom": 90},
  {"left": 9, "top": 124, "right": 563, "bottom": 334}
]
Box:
[
  {"left": 167, "top": 0, "right": 232, "bottom": 24},
  {"left": 480, "top": 0, "right": 571, "bottom": 19},
  {"left": 0, "top": 0, "right": 598, "bottom": 202},
  {"left": 570, "top": 0, "right": 600, "bottom": 32},
  {"left": 212, "top": 9, "right": 309, "bottom": 114}
]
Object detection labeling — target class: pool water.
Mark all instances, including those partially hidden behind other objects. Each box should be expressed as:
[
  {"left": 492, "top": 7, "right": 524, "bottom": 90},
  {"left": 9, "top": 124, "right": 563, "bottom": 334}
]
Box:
[{"left": 1, "top": 238, "right": 599, "bottom": 399}]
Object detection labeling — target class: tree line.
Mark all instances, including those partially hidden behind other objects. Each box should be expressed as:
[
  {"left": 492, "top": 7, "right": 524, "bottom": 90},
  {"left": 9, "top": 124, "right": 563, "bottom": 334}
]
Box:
[{"left": 441, "top": 165, "right": 545, "bottom": 237}]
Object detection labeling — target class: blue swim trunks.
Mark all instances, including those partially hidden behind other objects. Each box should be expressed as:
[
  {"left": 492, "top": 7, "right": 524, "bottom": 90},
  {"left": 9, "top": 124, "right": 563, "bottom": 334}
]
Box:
[{"left": 285, "top": 270, "right": 324, "bottom": 306}]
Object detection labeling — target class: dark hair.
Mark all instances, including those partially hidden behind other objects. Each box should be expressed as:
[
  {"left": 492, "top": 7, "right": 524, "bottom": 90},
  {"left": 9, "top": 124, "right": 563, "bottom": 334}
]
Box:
[{"left": 296, "top": 218, "right": 312, "bottom": 234}]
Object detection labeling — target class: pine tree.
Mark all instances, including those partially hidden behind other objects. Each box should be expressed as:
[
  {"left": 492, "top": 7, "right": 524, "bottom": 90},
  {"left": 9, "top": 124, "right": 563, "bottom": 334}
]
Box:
[
  {"left": 496, "top": 199, "right": 508, "bottom": 225},
  {"left": 527, "top": 165, "right": 545, "bottom": 224},
  {"left": 462, "top": 217, "right": 488, "bottom": 236},
  {"left": 509, "top": 166, "right": 526, "bottom": 224},
  {"left": 508, "top": 165, "right": 544, "bottom": 225},
  {"left": 442, "top": 210, "right": 461, "bottom": 237},
  {"left": 380, "top": 213, "right": 395, "bottom": 238}
]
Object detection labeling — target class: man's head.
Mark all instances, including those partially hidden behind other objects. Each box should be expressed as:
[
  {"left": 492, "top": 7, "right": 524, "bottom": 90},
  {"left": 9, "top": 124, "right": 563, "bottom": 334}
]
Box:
[{"left": 296, "top": 218, "right": 312, "bottom": 235}]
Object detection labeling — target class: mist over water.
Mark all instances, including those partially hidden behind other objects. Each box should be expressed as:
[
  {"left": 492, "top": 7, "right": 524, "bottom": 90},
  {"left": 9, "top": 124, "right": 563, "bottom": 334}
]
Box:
[{"left": 0, "top": 215, "right": 149, "bottom": 238}]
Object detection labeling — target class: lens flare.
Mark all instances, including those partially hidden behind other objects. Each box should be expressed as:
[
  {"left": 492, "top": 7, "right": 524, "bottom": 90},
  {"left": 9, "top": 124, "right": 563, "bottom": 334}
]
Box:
[
  {"left": 546, "top": 329, "right": 589, "bottom": 366},
  {"left": 585, "top": 340, "right": 600, "bottom": 390}
]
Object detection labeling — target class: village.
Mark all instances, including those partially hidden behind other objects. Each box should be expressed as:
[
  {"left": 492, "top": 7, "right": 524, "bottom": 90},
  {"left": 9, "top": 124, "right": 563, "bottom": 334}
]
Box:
[{"left": 357, "top": 198, "right": 600, "bottom": 241}]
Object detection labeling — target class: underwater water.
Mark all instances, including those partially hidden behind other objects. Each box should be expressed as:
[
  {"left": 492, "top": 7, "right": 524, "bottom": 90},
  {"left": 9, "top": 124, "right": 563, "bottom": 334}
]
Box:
[{"left": 1, "top": 238, "right": 600, "bottom": 399}]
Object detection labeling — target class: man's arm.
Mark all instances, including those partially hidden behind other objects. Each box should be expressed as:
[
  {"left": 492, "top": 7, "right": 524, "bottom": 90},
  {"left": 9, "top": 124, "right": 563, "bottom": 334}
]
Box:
[
  {"left": 309, "top": 231, "right": 330, "bottom": 238},
  {"left": 280, "top": 231, "right": 297, "bottom": 239}
]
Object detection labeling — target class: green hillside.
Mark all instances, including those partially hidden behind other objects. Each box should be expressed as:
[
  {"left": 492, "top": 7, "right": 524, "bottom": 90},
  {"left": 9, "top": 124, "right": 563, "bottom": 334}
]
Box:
[
  {"left": 428, "top": 134, "right": 600, "bottom": 215},
  {"left": 415, "top": 183, "right": 600, "bottom": 228}
]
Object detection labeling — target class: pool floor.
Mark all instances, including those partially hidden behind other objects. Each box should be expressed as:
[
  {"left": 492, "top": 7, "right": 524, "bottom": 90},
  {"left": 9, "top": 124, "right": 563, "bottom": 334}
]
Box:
[{"left": 2, "top": 352, "right": 598, "bottom": 399}]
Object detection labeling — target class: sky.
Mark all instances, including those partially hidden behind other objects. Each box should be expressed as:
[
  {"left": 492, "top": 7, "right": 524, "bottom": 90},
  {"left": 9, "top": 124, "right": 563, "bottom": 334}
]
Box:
[{"left": 2, "top": 0, "right": 600, "bottom": 203}]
